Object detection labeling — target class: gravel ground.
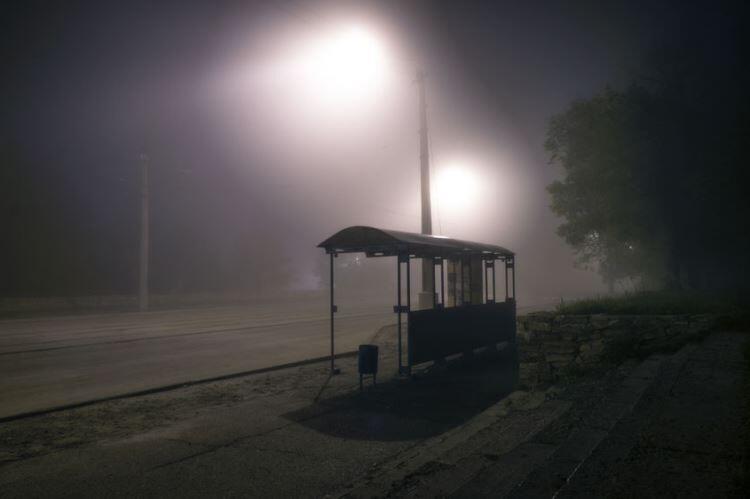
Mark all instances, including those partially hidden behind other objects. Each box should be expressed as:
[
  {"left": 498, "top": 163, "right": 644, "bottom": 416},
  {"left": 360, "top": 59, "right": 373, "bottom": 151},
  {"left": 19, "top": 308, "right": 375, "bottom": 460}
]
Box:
[
  {"left": 0, "top": 355, "right": 338, "bottom": 465},
  {"left": 0, "top": 324, "right": 518, "bottom": 498}
]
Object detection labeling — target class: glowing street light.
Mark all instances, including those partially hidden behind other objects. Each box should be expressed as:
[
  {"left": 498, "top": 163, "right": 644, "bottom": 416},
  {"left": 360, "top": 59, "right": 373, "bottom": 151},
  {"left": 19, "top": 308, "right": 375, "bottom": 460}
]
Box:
[
  {"left": 434, "top": 164, "right": 481, "bottom": 214},
  {"left": 302, "top": 25, "right": 390, "bottom": 105},
  {"left": 300, "top": 24, "right": 439, "bottom": 311}
]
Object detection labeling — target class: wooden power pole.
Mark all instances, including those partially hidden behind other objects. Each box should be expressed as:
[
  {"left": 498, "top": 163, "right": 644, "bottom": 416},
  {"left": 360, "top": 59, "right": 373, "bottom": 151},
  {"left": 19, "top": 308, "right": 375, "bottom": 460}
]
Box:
[
  {"left": 139, "top": 152, "right": 150, "bottom": 312},
  {"left": 416, "top": 70, "right": 436, "bottom": 310}
]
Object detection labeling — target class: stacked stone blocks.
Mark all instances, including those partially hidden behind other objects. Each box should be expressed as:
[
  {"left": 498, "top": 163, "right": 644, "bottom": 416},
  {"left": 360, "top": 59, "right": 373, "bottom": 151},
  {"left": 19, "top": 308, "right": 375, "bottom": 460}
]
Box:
[{"left": 517, "top": 313, "right": 716, "bottom": 388}]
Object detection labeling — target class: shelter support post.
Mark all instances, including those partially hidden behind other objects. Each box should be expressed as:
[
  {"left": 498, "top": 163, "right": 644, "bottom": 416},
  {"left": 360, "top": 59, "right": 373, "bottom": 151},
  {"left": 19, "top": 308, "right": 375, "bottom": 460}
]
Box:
[
  {"left": 439, "top": 258, "right": 445, "bottom": 308},
  {"left": 396, "top": 256, "right": 402, "bottom": 374},
  {"left": 482, "top": 260, "right": 490, "bottom": 303},
  {"left": 329, "top": 252, "right": 338, "bottom": 374},
  {"left": 432, "top": 259, "right": 437, "bottom": 308},
  {"left": 492, "top": 260, "right": 497, "bottom": 303},
  {"left": 406, "top": 255, "right": 411, "bottom": 375},
  {"left": 505, "top": 259, "right": 509, "bottom": 301},
  {"left": 395, "top": 253, "right": 412, "bottom": 375}
]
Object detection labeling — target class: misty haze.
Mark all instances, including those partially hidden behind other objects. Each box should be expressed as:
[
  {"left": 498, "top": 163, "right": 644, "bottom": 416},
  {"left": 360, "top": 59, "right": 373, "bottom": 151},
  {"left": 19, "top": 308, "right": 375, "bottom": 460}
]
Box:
[{"left": 1, "top": 1, "right": 749, "bottom": 497}]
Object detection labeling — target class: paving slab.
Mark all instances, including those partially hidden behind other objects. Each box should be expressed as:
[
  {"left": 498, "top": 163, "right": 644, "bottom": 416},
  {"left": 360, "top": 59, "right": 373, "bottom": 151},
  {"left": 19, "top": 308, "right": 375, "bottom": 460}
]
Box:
[{"left": 556, "top": 332, "right": 748, "bottom": 498}]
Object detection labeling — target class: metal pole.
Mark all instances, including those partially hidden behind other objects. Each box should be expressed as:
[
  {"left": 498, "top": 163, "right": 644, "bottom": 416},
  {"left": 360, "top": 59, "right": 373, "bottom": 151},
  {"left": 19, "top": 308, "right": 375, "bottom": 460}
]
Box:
[
  {"left": 505, "top": 260, "right": 509, "bottom": 301},
  {"left": 416, "top": 70, "right": 435, "bottom": 310},
  {"left": 397, "top": 256, "right": 402, "bottom": 373},
  {"left": 407, "top": 257, "right": 411, "bottom": 309},
  {"left": 330, "top": 252, "right": 335, "bottom": 374},
  {"left": 440, "top": 258, "right": 445, "bottom": 307},
  {"left": 138, "top": 152, "right": 149, "bottom": 312},
  {"left": 406, "top": 256, "right": 411, "bottom": 373},
  {"left": 432, "top": 259, "right": 438, "bottom": 308},
  {"left": 417, "top": 71, "right": 432, "bottom": 237},
  {"left": 492, "top": 260, "right": 497, "bottom": 302},
  {"left": 482, "top": 260, "right": 490, "bottom": 303},
  {"left": 512, "top": 257, "right": 516, "bottom": 300}
]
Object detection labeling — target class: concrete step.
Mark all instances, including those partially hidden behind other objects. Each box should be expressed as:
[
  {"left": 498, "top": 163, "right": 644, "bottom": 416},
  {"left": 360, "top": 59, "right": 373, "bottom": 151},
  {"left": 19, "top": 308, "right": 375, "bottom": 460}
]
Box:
[{"left": 341, "top": 349, "right": 677, "bottom": 499}]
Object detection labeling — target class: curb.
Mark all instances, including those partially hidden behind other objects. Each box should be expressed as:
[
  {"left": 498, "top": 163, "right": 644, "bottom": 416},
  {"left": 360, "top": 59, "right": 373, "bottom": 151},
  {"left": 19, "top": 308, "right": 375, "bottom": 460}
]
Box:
[{"left": 0, "top": 350, "right": 358, "bottom": 423}]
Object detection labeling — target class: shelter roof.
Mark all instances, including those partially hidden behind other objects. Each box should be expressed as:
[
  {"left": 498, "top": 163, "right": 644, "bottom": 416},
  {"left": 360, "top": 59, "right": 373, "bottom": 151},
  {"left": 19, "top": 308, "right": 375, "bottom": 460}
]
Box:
[{"left": 318, "top": 226, "right": 514, "bottom": 259}]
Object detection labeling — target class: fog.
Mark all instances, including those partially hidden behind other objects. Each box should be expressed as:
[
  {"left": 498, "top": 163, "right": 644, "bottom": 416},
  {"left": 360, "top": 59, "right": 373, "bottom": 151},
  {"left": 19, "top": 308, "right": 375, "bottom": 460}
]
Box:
[{"left": 3, "top": 0, "right": 674, "bottom": 307}]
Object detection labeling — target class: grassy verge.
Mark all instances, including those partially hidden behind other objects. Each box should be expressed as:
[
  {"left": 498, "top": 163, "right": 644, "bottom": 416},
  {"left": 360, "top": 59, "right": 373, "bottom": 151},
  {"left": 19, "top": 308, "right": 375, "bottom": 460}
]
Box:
[
  {"left": 556, "top": 290, "right": 749, "bottom": 318},
  {"left": 741, "top": 339, "right": 750, "bottom": 490}
]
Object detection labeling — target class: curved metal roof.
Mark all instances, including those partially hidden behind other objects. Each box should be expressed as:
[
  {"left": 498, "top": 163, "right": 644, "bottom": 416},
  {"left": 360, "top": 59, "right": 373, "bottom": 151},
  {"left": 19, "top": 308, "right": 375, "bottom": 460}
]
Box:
[{"left": 318, "top": 226, "right": 514, "bottom": 259}]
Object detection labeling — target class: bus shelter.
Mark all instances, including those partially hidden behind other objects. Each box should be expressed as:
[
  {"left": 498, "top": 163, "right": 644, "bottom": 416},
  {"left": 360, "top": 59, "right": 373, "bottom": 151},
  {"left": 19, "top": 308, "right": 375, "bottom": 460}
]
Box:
[{"left": 318, "top": 226, "right": 516, "bottom": 375}]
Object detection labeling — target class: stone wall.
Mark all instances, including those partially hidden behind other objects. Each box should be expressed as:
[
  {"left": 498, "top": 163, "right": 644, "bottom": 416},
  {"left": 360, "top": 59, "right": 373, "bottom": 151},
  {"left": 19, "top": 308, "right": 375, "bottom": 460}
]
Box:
[{"left": 516, "top": 313, "right": 717, "bottom": 388}]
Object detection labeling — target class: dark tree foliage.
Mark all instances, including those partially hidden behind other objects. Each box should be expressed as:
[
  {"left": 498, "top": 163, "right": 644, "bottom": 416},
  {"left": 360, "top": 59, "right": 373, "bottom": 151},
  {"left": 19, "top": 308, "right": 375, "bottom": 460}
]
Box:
[{"left": 546, "top": 25, "right": 750, "bottom": 291}]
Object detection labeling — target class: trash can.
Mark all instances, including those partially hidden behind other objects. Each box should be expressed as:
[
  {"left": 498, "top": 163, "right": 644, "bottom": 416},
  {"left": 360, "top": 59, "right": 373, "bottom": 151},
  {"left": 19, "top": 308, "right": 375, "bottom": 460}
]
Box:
[{"left": 358, "top": 344, "right": 378, "bottom": 390}]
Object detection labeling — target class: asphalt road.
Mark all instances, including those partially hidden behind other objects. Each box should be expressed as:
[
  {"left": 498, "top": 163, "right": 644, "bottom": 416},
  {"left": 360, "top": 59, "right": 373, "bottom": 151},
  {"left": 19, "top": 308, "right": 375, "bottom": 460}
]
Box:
[{"left": 0, "top": 299, "right": 394, "bottom": 420}]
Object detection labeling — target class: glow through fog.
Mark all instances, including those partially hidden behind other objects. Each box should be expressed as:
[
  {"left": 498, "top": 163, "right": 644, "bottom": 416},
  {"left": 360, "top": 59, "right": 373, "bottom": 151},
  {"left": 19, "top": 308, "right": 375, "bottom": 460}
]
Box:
[
  {"left": 434, "top": 165, "right": 481, "bottom": 214},
  {"left": 299, "top": 25, "right": 391, "bottom": 108}
]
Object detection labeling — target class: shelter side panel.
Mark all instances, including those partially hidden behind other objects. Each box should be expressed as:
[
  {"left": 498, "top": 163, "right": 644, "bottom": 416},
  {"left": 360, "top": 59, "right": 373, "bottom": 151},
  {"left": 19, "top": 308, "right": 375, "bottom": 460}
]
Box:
[{"left": 408, "top": 302, "right": 515, "bottom": 365}]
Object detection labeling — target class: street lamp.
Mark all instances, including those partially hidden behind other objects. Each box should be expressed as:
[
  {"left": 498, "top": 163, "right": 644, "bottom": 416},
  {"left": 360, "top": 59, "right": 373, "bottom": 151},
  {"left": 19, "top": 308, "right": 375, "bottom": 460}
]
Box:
[
  {"left": 301, "top": 25, "right": 389, "bottom": 107},
  {"left": 434, "top": 164, "right": 481, "bottom": 214},
  {"left": 301, "top": 25, "right": 437, "bottom": 310}
]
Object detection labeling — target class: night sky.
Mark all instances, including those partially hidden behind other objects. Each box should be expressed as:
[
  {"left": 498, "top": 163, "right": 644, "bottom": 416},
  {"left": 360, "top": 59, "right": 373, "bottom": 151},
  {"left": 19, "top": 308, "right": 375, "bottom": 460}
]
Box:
[{"left": 2, "top": 0, "right": 745, "bottom": 302}]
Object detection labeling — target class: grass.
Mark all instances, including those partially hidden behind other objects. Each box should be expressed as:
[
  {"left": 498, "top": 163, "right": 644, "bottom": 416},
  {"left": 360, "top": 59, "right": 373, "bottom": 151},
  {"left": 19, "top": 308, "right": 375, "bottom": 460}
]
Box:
[{"left": 555, "top": 290, "right": 749, "bottom": 316}]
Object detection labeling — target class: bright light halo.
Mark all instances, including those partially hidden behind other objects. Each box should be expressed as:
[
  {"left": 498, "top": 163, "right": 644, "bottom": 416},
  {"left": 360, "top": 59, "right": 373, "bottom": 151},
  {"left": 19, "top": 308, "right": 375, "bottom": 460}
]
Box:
[
  {"left": 434, "top": 165, "right": 481, "bottom": 214},
  {"left": 300, "top": 25, "right": 390, "bottom": 107}
]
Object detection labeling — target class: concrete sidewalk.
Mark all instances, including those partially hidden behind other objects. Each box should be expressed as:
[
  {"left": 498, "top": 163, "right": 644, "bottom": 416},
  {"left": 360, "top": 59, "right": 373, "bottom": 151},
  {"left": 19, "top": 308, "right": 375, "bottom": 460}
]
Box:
[
  {"left": 555, "top": 331, "right": 747, "bottom": 498},
  {"left": 340, "top": 331, "right": 748, "bottom": 498},
  {"left": 2, "top": 327, "right": 744, "bottom": 498},
  {"left": 0, "top": 325, "right": 516, "bottom": 498}
]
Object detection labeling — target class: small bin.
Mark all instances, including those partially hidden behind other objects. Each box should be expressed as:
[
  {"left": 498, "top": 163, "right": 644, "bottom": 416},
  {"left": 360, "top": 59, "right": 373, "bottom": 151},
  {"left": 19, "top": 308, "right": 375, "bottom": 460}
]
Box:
[{"left": 358, "top": 344, "right": 378, "bottom": 390}]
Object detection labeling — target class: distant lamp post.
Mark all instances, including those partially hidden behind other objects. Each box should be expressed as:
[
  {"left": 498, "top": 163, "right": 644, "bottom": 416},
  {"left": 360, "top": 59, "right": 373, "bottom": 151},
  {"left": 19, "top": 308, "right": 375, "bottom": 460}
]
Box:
[{"left": 139, "top": 152, "right": 150, "bottom": 312}]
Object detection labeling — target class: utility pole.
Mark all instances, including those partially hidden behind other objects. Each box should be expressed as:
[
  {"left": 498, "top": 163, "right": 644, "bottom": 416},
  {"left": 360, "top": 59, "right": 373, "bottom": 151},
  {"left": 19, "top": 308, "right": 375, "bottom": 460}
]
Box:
[
  {"left": 416, "top": 70, "right": 436, "bottom": 310},
  {"left": 139, "top": 152, "right": 150, "bottom": 312}
]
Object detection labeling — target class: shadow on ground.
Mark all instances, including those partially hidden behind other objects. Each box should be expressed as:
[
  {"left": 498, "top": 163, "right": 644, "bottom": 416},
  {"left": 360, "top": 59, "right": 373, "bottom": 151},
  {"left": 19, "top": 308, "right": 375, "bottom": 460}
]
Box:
[{"left": 283, "top": 339, "right": 517, "bottom": 442}]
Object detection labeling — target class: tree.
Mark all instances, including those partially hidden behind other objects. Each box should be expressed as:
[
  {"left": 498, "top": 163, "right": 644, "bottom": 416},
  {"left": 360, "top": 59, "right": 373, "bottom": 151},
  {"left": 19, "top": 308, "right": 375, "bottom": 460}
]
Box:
[
  {"left": 546, "top": 86, "right": 668, "bottom": 290},
  {"left": 545, "top": 32, "right": 750, "bottom": 292}
]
